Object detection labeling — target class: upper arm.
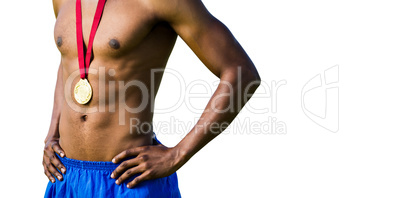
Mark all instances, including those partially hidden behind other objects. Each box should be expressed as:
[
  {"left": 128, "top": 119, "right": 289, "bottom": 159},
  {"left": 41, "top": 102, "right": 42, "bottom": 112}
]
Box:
[{"left": 149, "top": 0, "right": 258, "bottom": 78}]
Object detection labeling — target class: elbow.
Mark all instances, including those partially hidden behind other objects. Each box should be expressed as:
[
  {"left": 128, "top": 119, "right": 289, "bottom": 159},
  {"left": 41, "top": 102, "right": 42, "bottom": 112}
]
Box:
[
  {"left": 251, "top": 70, "right": 261, "bottom": 87},
  {"left": 243, "top": 66, "right": 261, "bottom": 94},
  {"left": 221, "top": 65, "right": 261, "bottom": 93}
]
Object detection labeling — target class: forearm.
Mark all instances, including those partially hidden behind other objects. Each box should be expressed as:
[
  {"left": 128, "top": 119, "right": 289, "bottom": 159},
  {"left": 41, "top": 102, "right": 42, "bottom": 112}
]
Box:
[
  {"left": 45, "top": 64, "right": 64, "bottom": 142},
  {"left": 175, "top": 65, "right": 260, "bottom": 163}
]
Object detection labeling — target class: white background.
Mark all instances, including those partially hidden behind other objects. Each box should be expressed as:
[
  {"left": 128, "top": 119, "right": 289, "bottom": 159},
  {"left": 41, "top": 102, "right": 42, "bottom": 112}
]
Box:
[{"left": 1, "top": 0, "right": 402, "bottom": 197}]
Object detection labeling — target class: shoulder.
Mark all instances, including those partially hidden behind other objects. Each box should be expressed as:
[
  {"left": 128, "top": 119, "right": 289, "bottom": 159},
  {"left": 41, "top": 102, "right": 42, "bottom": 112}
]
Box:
[{"left": 142, "top": 0, "right": 209, "bottom": 22}]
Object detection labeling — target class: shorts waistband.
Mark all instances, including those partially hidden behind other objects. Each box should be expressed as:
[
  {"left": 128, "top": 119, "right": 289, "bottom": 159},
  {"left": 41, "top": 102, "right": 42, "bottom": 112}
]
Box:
[{"left": 56, "top": 153, "right": 119, "bottom": 171}]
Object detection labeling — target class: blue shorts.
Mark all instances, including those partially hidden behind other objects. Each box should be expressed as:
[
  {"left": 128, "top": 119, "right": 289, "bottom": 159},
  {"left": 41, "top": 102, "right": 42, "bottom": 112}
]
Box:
[{"left": 44, "top": 134, "right": 181, "bottom": 198}]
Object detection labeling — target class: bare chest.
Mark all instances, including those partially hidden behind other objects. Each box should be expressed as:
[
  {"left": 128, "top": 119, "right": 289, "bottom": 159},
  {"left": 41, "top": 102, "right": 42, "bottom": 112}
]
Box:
[{"left": 54, "top": 0, "right": 157, "bottom": 58}]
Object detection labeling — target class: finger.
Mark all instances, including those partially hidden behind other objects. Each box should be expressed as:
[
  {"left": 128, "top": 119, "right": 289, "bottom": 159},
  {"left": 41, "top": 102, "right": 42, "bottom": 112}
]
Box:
[
  {"left": 115, "top": 166, "right": 143, "bottom": 185},
  {"left": 112, "top": 146, "right": 147, "bottom": 163},
  {"left": 51, "top": 142, "right": 65, "bottom": 158},
  {"left": 46, "top": 150, "right": 66, "bottom": 174},
  {"left": 156, "top": 143, "right": 167, "bottom": 149},
  {"left": 111, "top": 157, "right": 142, "bottom": 179},
  {"left": 44, "top": 158, "right": 64, "bottom": 181},
  {"left": 43, "top": 161, "right": 56, "bottom": 183},
  {"left": 127, "top": 171, "right": 151, "bottom": 188}
]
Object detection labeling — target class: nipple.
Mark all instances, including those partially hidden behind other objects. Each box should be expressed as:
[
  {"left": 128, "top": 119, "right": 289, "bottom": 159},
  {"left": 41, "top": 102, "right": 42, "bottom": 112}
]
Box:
[
  {"left": 57, "top": 36, "right": 63, "bottom": 47},
  {"left": 109, "top": 39, "right": 120, "bottom": 49}
]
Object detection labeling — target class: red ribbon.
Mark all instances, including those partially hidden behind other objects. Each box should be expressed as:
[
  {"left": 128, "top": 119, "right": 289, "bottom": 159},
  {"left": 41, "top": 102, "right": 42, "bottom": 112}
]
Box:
[{"left": 76, "top": 0, "right": 106, "bottom": 79}]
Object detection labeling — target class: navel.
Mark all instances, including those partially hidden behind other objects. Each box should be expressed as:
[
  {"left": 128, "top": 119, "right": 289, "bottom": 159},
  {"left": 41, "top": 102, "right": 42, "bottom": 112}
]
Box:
[
  {"left": 81, "top": 115, "right": 88, "bottom": 122},
  {"left": 56, "top": 36, "right": 63, "bottom": 47},
  {"left": 109, "top": 39, "right": 120, "bottom": 49}
]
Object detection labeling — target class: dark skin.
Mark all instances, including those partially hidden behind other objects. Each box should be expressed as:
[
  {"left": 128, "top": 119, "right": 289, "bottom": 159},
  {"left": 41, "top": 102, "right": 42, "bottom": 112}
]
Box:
[{"left": 43, "top": 0, "right": 260, "bottom": 188}]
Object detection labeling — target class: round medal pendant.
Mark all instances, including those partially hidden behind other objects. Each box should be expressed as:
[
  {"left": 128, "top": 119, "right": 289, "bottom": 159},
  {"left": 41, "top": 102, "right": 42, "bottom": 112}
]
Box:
[{"left": 74, "top": 78, "right": 92, "bottom": 104}]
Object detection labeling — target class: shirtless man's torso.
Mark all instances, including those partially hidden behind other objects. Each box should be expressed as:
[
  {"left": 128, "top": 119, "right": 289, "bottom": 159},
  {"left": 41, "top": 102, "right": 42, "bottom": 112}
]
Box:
[
  {"left": 55, "top": 0, "right": 178, "bottom": 161},
  {"left": 43, "top": 0, "right": 260, "bottom": 196}
]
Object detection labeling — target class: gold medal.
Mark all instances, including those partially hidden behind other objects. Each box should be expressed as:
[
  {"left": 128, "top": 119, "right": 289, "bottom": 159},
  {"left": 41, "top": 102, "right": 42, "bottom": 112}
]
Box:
[{"left": 74, "top": 78, "right": 92, "bottom": 104}]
